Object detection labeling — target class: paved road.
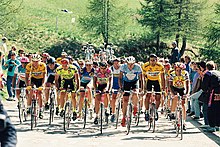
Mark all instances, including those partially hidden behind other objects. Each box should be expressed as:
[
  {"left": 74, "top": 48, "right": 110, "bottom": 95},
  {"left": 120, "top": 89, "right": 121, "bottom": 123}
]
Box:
[{"left": 2, "top": 100, "right": 220, "bottom": 147}]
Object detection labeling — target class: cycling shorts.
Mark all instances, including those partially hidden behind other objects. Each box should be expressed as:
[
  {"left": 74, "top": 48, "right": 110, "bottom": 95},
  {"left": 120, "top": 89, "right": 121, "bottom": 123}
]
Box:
[
  {"left": 80, "top": 82, "right": 90, "bottom": 89},
  {"left": 146, "top": 80, "right": 161, "bottom": 93},
  {"left": 60, "top": 78, "right": 76, "bottom": 92},
  {"left": 31, "top": 77, "right": 43, "bottom": 88},
  {"left": 172, "top": 86, "right": 184, "bottom": 96},
  {"left": 123, "top": 80, "right": 138, "bottom": 96},
  {"left": 97, "top": 84, "right": 107, "bottom": 92},
  {"left": 17, "top": 80, "right": 26, "bottom": 88}
]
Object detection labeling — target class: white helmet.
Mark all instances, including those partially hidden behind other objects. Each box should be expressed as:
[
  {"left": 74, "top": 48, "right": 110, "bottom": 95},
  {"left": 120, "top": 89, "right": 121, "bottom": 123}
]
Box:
[
  {"left": 32, "top": 54, "right": 41, "bottom": 61},
  {"left": 126, "top": 56, "right": 135, "bottom": 64}
]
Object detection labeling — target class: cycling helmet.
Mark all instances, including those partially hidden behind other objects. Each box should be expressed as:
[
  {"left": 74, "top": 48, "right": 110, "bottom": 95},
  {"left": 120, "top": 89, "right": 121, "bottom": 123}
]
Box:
[
  {"left": 99, "top": 62, "right": 107, "bottom": 68},
  {"left": 164, "top": 62, "right": 171, "bottom": 70},
  {"left": 61, "top": 51, "right": 67, "bottom": 56},
  {"left": 126, "top": 56, "right": 135, "bottom": 64},
  {"left": 42, "top": 52, "right": 49, "bottom": 57},
  {"left": 149, "top": 54, "right": 157, "bottom": 58},
  {"left": 20, "top": 57, "right": 30, "bottom": 63},
  {"left": 47, "top": 57, "right": 56, "bottom": 64},
  {"left": 32, "top": 54, "right": 41, "bottom": 61},
  {"left": 61, "top": 58, "right": 69, "bottom": 64},
  {"left": 174, "top": 62, "right": 186, "bottom": 70},
  {"left": 85, "top": 60, "right": 93, "bottom": 65}
]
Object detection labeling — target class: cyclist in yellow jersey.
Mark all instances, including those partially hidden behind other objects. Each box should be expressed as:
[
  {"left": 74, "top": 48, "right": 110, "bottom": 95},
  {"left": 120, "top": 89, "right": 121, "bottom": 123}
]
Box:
[
  {"left": 55, "top": 58, "right": 79, "bottom": 121},
  {"left": 25, "top": 54, "right": 47, "bottom": 119},
  {"left": 142, "top": 54, "right": 165, "bottom": 121},
  {"left": 169, "top": 62, "right": 190, "bottom": 130}
]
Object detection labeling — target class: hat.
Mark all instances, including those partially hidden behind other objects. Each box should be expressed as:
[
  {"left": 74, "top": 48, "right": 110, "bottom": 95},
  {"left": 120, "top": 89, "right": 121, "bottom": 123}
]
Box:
[
  {"left": 113, "top": 58, "right": 120, "bottom": 62},
  {"left": 172, "top": 41, "right": 177, "bottom": 45},
  {"left": 61, "top": 52, "right": 67, "bottom": 56}
]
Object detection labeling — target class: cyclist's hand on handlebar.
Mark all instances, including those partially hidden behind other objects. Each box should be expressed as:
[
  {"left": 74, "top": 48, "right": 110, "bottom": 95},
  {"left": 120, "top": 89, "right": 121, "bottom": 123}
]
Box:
[{"left": 38, "top": 86, "right": 44, "bottom": 91}]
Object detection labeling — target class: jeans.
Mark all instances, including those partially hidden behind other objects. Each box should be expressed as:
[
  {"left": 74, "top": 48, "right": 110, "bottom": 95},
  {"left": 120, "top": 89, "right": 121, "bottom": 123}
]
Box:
[
  {"left": 191, "top": 90, "right": 203, "bottom": 117},
  {"left": 203, "top": 103, "right": 209, "bottom": 125},
  {"left": 6, "top": 76, "right": 13, "bottom": 97}
]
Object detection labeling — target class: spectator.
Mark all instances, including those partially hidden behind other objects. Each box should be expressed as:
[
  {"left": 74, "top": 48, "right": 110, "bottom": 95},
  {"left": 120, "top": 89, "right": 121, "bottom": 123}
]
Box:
[
  {"left": 17, "top": 49, "right": 25, "bottom": 60},
  {"left": 0, "top": 99, "right": 17, "bottom": 146},
  {"left": 0, "top": 37, "right": 8, "bottom": 57},
  {"left": 7, "top": 45, "right": 17, "bottom": 60},
  {"left": 170, "top": 41, "right": 179, "bottom": 65},
  {"left": 2, "top": 51, "right": 21, "bottom": 101}
]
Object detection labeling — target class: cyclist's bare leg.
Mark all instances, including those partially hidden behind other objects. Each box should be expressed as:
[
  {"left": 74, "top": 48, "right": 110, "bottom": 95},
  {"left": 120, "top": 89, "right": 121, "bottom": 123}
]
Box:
[
  {"left": 27, "top": 90, "right": 32, "bottom": 107},
  {"left": 132, "top": 93, "right": 138, "bottom": 107},
  {"left": 95, "top": 94, "right": 101, "bottom": 116},
  {"left": 45, "top": 83, "right": 51, "bottom": 103},
  {"left": 171, "top": 95, "right": 178, "bottom": 113},
  {"left": 78, "top": 91, "right": 85, "bottom": 117},
  {"left": 71, "top": 92, "right": 76, "bottom": 111},
  {"left": 104, "top": 93, "right": 108, "bottom": 109},
  {"left": 111, "top": 93, "right": 117, "bottom": 114},
  {"left": 87, "top": 88, "right": 92, "bottom": 108},
  {"left": 182, "top": 98, "right": 187, "bottom": 121},
  {"left": 144, "top": 93, "right": 151, "bottom": 111},
  {"left": 37, "top": 91, "right": 43, "bottom": 108},
  {"left": 122, "top": 96, "right": 129, "bottom": 117},
  {"left": 155, "top": 94, "right": 161, "bottom": 109},
  {"left": 60, "top": 91, "right": 66, "bottom": 110},
  {"left": 16, "top": 90, "right": 20, "bottom": 101}
]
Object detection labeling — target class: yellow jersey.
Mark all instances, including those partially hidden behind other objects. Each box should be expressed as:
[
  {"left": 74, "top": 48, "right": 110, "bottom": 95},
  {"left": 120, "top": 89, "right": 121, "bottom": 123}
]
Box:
[
  {"left": 56, "top": 64, "right": 78, "bottom": 80},
  {"left": 142, "top": 62, "right": 164, "bottom": 81},
  {"left": 26, "top": 62, "right": 47, "bottom": 79},
  {"left": 169, "top": 70, "right": 189, "bottom": 89}
]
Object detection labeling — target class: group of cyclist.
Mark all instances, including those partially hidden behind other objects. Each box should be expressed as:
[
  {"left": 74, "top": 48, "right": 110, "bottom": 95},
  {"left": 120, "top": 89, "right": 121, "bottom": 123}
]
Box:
[{"left": 1, "top": 48, "right": 191, "bottom": 130}]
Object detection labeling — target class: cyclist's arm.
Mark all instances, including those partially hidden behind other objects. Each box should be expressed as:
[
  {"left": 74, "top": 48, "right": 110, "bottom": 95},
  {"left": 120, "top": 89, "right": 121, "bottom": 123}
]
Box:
[
  {"left": 55, "top": 73, "right": 60, "bottom": 89},
  {"left": 42, "top": 72, "right": 46, "bottom": 87},
  {"left": 185, "top": 80, "right": 190, "bottom": 95},
  {"left": 93, "top": 76, "right": 97, "bottom": 91},
  {"left": 107, "top": 76, "right": 112, "bottom": 92},
  {"left": 139, "top": 73, "right": 144, "bottom": 91},
  {"left": 118, "top": 71, "right": 123, "bottom": 89},
  {"left": 160, "top": 72, "right": 166, "bottom": 90},
  {"left": 75, "top": 72, "right": 80, "bottom": 91},
  {"left": 25, "top": 72, "right": 30, "bottom": 86}
]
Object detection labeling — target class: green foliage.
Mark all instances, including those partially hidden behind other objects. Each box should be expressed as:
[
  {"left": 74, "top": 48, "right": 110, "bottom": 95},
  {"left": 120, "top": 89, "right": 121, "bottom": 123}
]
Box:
[{"left": 200, "top": 3, "right": 220, "bottom": 65}]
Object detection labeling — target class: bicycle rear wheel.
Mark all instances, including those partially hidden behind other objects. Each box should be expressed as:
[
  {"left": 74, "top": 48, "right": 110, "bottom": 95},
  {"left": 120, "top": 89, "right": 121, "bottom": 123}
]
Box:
[
  {"left": 83, "top": 99, "right": 88, "bottom": 129},
  {"left": 115, "top": 99, "right": 121, "bottom": 129},
  {"left": 126, "top": 103, "right": 132, "bottom": 135},
  {"left": 64, "top": 102, "right": 71, "bottom": 132}
]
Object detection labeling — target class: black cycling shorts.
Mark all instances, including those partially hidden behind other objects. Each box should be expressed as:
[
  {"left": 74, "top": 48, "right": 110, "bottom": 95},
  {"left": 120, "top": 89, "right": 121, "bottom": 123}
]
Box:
[
  {"left": 123, "top": 80, "right": 138, "bottom": 96},
  {"left": 97, "top": 84, "right": 107, "bottom": 92},
  {"left": 80, "top": 82, "right": 90, "bottom": 89},
  {"left": 47, "top": 75, "right": 55, "bottom": 84},
  {"left": 31, "top": 77, "right": 43, "bottom": 88},
  {"left": 17, "top": 80, "right": 26, "bottom": 88},
  {"left": 172, "top": 86, "right": 184, "bottom": 96},
  {"left": 146, "top": 80, "right": 161, "bottom": 93},
  {"left": 61, "top": 78, "right": 76, "bottom": 92}
]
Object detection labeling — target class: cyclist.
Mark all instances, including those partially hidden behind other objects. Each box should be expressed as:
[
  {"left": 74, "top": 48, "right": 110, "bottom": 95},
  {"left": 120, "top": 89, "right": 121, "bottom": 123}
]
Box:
[
  {"left": 78, "top": 60, "right": 94, "bottom": 120},
  {"left": 169, "top": 62, "right": 190, "bottom": 130},
  {"left": 41, "top": 52, "right": 50, "bottom": 64},
  {"left": 119, "top": 56, "right": 143, "bottom": 127},
  {"left": 56, "top": 51, "right": 67, "bottom": 64},
  {"left": 25, "top": 54, "right": 47, "bottom": 119},
  {"left": 93, "top": 62, "right": 112, "bottom": 124},
  {"left": 110, "top": 58, "right": 121, "bottom": 122},
  {"left": 55, "top": 58, "right": 79, "bottom": 121},
  {"left": 12, "top": 57, "right": 29, "bottom": 104},
  {"left": 142, "top": 54, "right": 165, "bottom": 121},
  {"left": 44, "top": 57, "right": 60, "bottom": 114}
]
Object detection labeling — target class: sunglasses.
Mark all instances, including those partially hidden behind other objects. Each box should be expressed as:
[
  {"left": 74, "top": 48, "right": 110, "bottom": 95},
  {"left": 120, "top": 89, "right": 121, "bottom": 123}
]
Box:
[
  {"left": 150, "top": 59, "right": 156, "bottom": 62},
  {"left": 100, "top": 67, "right": 106, "bottom": 70},
  {"left": 86, "top": 64, "right": 92, "bottom": 66}
]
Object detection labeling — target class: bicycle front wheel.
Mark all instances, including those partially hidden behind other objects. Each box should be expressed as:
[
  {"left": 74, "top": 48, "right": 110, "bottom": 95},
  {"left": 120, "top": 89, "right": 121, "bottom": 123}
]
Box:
[
  {"left": 64, "top": 103, "right": 71, "bottom": 132},
  {"left": 126, "top": 103, "right": 132, "bottom": 135},
  {"left": 83, "top": 99, "right": 88, "bottom": 129},
  {"left": 100, "top": 103, "right": 104, "bottom": 134},
  {"left": 30, "top": 101, "right": 36, "bottom": 130},
  {"left": 180, "top": 110, "right": 183, "bottom": 140},
  {"left": 49, "top": 97, "right": 55, "bottom": 125},
  {"left": 151, "top": 104, "right": 156, "bottom": 133},
  {"left": 115, "top": 99, "right": 121, "bottom": 129}
]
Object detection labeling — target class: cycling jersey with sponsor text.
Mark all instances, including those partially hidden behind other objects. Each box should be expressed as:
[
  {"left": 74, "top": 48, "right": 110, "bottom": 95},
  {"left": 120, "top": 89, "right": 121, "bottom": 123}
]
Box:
[
  {"left": 80, "top": 67, "right": 95, "bottom": 83},
  {"left": 26, "top": 62, "right": 47, "bottom": 79},
  {"left": 56, "top": 64, "right": 78, "bottom": 80},
  {"left": 94, "top": 68, "right": 111, "bottom": 85},
  {"left": 120, "top": 63, "right": 142, "bottom": 82},
  {"left": 169, "top": 70, "right": 189, "bottom": 89},
  {"left": 142, "top": 62, "right": 164, "bottom": 81}
]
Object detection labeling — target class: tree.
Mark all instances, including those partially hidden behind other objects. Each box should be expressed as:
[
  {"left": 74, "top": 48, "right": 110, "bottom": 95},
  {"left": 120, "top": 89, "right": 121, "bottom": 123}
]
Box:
[
  {"left": 172, "top": 0, "right": 204, "bottom": 56},
  {"left": 138, "top": 0, "right": 173, "bottom": 54},
  {"left": 200, "top": 3, "right": 220, "bottom": 65},
  {"left": 79, "top": 0, "right": 118, "bottom": 48}
]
